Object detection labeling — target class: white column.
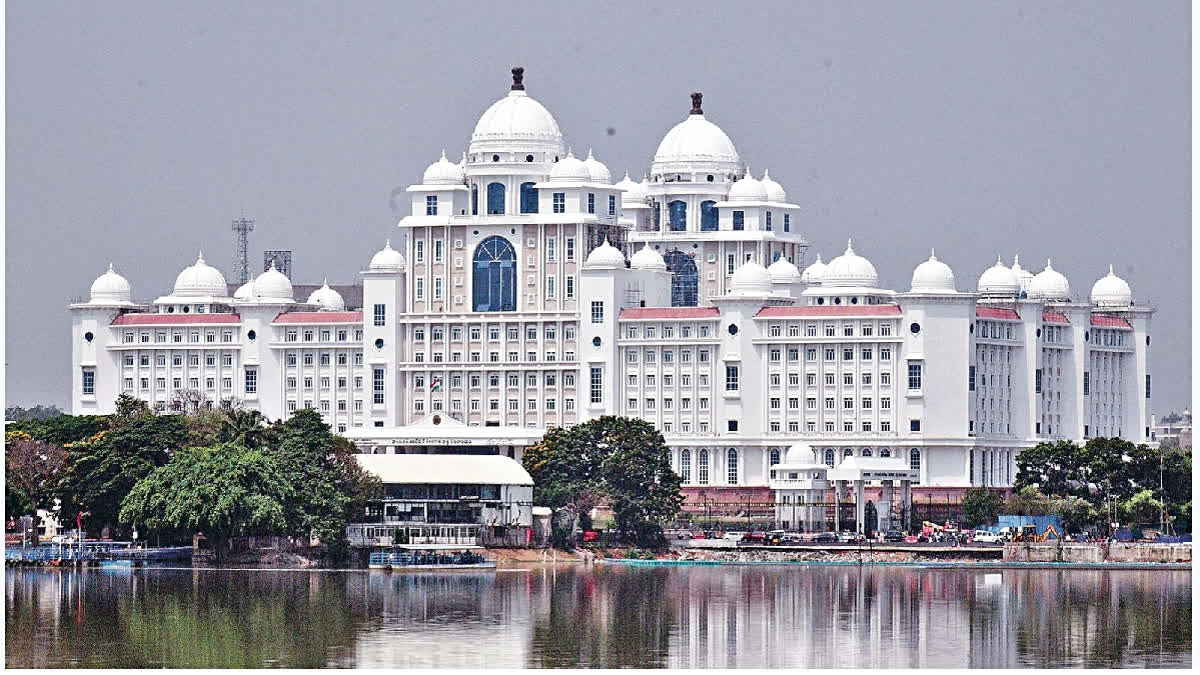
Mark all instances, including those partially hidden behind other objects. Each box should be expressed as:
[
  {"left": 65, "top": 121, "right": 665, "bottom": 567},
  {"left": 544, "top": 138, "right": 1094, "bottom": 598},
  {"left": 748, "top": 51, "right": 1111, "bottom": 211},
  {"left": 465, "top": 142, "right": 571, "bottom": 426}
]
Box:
[
  {"left": 854, "top": 480, "right": 866, "bottom": 534},
  {"left": 902, "top": 479, "right": 913, "bottom": 531},
  {"left": 880, "top": 480, "right": 894, "bottom": 532},
  {"left": 834, "top": 480, "right": 843, "bottom": 532}
]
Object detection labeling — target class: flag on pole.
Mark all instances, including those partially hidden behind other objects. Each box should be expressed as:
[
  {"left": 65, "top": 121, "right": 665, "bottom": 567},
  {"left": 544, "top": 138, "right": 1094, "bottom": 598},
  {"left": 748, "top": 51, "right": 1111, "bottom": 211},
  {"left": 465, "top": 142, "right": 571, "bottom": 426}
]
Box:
[{"left": 431, "top": 377, "right": 442, "bottom": 392}]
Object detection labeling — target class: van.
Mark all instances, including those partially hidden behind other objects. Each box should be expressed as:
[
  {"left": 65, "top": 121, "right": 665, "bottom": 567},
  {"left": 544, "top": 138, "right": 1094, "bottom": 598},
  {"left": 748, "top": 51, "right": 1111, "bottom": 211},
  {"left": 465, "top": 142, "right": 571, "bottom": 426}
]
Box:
[{"left": 973, "top": 530, "right": 1004, "bottom": 544}]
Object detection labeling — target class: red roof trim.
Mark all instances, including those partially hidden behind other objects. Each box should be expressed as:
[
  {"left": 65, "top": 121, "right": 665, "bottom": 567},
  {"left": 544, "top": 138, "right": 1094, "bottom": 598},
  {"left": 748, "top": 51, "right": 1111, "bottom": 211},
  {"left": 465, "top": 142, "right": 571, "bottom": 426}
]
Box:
[
  {"left": 975, "top": 307, "right": 1020, "bottom": 320},
  {"left": 273, "top": 311, "right": 364, "bottom": 324},
  {"left": 1090, "top": 315, "right": 1132, "bottom": 329},
  {"left": 619, "top": 307, "right": 721, "bottom": 320},
  {"left": 1042, "top": 310, "right": 1069, "bottom": 324},
  {"left": 111, "top": 313, "right": 240, "bottom": 326},
  {"left": 754, "top": 305, "right": 902, "bottom": 318}
]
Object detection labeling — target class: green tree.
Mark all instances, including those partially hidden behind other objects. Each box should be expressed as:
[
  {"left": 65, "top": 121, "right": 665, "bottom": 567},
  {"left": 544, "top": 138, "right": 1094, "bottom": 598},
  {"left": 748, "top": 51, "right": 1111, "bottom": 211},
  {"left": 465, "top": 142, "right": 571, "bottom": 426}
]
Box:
[
  {"left": 1004, "top": 485, "right": 1051, "bottom": 516},
  {"left": 119, "top": 444, "right": 291, "bottom": 560},
  {"left": 56, "top": 414, "right": 188, "bottom": 535},
  {"left": 4, "top": 404, "right": 64, "bottom": 421},
  {"left": 114, "top": 393, "right": 152, "bottom": 420},
  {"left": 961, "top": 488, "right": 1004, "bottom": 528},
  {"left": 1120, "top": 489, "right": 1163, "bottom": 527},
  {"left": 8, "top": 413, "right": 109, "bottom": 446},
  {"left": 269, "top": 410, "right": 380, "bottom": 561},
  {"left": 1051, "top": 495, "right": 1099, "bottom": 533},
  {"left": 524, "top": 416, "right": 683, "bottom": 548},
  {"left": 1015, "top": 440, "right": 1084, "bottom": 498}
]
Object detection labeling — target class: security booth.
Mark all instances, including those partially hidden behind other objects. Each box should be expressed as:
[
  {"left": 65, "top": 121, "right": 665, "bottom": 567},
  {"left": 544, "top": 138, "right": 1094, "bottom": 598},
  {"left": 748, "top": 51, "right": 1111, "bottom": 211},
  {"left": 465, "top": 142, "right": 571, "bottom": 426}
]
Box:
[
  {"left": 827, "top": 456, "right": 918, "bottom": 535},
  {"left": 769, "top": 443, "right": 832, "bottom": 532}
]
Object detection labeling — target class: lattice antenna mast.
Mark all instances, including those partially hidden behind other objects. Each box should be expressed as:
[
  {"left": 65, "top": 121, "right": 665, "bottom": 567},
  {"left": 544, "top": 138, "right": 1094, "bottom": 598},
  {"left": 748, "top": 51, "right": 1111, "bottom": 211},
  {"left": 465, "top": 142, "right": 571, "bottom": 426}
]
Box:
[{"left": 231, "top": 216, "right": 255, "bottom": 284}]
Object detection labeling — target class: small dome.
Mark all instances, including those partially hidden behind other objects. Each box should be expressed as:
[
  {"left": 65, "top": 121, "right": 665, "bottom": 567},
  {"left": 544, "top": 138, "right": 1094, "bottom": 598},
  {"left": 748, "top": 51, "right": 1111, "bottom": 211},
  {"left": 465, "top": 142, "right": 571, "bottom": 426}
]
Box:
[
  {"left": 800, "top": 254, "right": 827, "bottom": 284},
  {"left": 767, "top": 256, "right": 801, "bottom": 284},
  {"left": 583, "top": 238, "right": 626, "bottom": 270},
  {"left": 977, "top": 256, "right": 1020, "bottom": 296},
  {"left": 630, "top": 243, "right": 666, "bottom": 271},
  {"left": 369, "top": 239, "right": 406, "bottom": 271},
  {"left": 910, "top": 250, "right": 956, "bottom": 293},
  {"left": 785, "top": 442, "right": 814, "bottom": 465},
  {"left": 1028, "top": 259, "right": 1071, "bottom": 301},
  {"left": 583, "top": 149, "right": 611, "bottom": 184},
  {"left": 651, "top": 93, "right": 741, "bottom": 177},
  {"left": 1011, "top": 254, "right": 1034, "bottom": 288},
  {"left": 89, "top": 263, "right": 132, "bottom": 304},
  {"left": 233, "top": 280, "right": 255, "bottom": 300},
  {"left": 468, "top": 68, "right": 564, "bottom": 156},
  {"left": 728, "top": 259, "right": 772, "bottom": 295},
  {"left": 822, "top": 240, "right": 879, "bottom": 288},
  {"left": 306, "top": 279, "right": 345, "bottom": 311},
  {"left": 760, "top": 169, "right": 787, "bottom": 203},
  {"left": 614, "top": 172, "right": 647, "bottom": 205},
  {"left": 1090, "top": 265, "right": 1132, "bottom": 308},
  {"left": 252, "top": 261, "right": 293, "bottom": 302},
  {"left": 549, "top": 149, "right": 591, "bottom": 182},
  {"left": 173, "top": 252, "right": 228, "bottom": 297},
  {"left": 422, "top": 150, "right": 465, "bottom": 185},
  {"left": 728, "top": 167, "right": 767, "bottom": 202}
]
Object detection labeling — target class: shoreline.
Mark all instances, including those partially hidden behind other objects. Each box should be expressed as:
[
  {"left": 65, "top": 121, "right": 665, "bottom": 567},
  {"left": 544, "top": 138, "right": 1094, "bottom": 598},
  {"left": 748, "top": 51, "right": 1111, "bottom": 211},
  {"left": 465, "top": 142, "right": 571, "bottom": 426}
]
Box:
[{"left": 598, "top": 558, "right": 1192, "bottom": 570}]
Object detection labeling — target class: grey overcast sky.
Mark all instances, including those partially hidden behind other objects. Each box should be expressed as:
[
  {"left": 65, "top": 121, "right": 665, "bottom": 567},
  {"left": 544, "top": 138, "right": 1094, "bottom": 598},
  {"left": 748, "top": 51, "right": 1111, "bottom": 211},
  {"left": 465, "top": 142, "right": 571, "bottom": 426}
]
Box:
[{"left": 5, "top": 1, "right": 1190, "bottom": 412}]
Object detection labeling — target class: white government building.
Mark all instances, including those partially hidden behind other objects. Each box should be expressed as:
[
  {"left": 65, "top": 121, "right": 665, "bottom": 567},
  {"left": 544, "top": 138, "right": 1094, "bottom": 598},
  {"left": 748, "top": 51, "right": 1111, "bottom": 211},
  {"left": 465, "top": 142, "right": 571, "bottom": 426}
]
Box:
[{"left": 69, "top": 67, "right": 1154, "bottom": 532}]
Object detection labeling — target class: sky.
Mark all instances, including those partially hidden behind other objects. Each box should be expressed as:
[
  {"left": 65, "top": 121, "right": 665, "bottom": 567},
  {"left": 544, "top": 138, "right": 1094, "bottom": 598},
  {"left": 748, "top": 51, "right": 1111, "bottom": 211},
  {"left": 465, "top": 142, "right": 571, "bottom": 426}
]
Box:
[{"left": 5, "top": 1, "right": 1191, "bottom": 413}]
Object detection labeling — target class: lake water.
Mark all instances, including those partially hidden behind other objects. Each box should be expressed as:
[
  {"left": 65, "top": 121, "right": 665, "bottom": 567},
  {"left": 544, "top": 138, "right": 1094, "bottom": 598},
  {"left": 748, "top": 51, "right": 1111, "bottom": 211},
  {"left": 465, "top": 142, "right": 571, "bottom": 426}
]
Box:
[{"left": 4, "top": 564, "right": 1191, "bottom": 668}]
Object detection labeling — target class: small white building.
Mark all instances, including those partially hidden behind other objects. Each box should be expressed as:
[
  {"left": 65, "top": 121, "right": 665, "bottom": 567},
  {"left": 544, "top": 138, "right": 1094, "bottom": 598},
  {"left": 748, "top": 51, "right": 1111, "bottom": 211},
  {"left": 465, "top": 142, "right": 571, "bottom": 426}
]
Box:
[{"left": 768, "top": 443, "right": 831, "bottom": 532}]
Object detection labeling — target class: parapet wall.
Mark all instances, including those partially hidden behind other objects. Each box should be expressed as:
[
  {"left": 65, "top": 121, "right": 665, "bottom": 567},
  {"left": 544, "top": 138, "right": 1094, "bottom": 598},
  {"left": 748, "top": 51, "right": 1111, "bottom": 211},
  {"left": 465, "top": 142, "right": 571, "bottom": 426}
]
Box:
[{"left": 1003, "top": 542, "right": 1191, "bottom": 563}]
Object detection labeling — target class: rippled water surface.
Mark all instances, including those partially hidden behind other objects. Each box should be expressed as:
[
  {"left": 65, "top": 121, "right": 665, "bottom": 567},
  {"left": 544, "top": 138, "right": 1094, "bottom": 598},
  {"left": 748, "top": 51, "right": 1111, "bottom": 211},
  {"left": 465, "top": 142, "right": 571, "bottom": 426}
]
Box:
[{"left": 4, "top": 564, "right": 1191, "bottom": 668}]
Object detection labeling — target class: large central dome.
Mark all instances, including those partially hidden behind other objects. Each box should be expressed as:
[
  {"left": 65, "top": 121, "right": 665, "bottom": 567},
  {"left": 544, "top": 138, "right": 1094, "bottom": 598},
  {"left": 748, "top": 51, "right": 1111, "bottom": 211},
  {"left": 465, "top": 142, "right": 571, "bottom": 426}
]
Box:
[
  {"left": 651, "top": 93, "right": 740, "bottom": 178},
  {"left": 469, "top": 67, "right": 564, "bottom": 157}
]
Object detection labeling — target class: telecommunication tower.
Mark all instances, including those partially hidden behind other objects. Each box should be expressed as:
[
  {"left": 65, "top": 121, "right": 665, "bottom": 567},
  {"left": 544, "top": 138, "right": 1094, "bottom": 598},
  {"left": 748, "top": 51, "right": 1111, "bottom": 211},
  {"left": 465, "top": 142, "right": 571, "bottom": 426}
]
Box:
[{"left": 231, "top": 216, "right": 255, "bottom": 284}]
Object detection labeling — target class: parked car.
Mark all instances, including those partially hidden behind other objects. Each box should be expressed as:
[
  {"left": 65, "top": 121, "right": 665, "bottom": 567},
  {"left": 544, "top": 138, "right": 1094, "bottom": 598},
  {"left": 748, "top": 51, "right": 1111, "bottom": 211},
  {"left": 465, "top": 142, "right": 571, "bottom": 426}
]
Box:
[
  {"left": 814, "top": 532, "right": 839, "bottom": 543},
  {"left": 883, "top": 530, "right": 905, "bottom": 543},
  {"left": 740, "top": 532, "right": 767, "bottom": 545},
  {"left": 723, "top": 531, "right": 746, "bottom": 542},
  {"left": 582, "top": 530, "right": 599, "bottom": 543},
  {"left": 675, "top": 531, "right": 694, "bottom": 540},
  {"left": 692, "top": 531, "right": 707, "bottom": 540},
  {"left": 972, "top": 530, "right": 1005, "bottom": 544},
  {"left": 903, "top": 535, "right": 919, "bottom": 544},
  {"left": 839, "top": 532, "right": 866, "bottom": 543}
]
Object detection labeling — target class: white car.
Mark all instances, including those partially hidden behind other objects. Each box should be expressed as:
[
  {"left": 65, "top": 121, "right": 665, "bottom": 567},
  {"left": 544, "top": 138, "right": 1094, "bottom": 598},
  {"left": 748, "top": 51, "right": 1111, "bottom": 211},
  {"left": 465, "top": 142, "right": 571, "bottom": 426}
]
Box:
[
  {"left": 723, "top": 531, "right": 746, "bottom": 541},
  {"left": 972, "top": 530, "right": 1005, "bottom": 544}
]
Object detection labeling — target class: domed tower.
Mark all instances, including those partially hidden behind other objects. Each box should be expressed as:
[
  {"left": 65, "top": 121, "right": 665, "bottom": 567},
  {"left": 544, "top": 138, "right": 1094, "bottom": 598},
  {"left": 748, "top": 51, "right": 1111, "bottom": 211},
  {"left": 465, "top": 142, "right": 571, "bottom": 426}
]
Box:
[
  {"left": 69, "top": 263, "right": 141, "bottom": 414},
  {"left": 633, "top": 92, "right": 808, "bottom": 307}
]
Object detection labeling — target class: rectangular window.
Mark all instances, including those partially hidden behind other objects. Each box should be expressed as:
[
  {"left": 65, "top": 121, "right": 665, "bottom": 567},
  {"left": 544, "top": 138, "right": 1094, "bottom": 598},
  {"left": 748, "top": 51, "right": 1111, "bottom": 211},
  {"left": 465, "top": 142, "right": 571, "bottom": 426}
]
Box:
[
  {"left": 783, "top": 213, "right": 790, "bottom": 232},
  {"left": 1145, "top": 374, "right": 1151, "bottom": 399},
  {"left": 725, "top": 365, "right": 739, "bottom": 391},
  {"left": 545, "top": 275, "right": 556, "bottom": 299},
  {"left": 1035, "top": 369, "right": 1043, "bottom": 394},
  {"left": 415, "top": 240, "right": 424, "bottom": 263},
  {"left": 426, "top": 195, "right": 438, "bottom": 216},
  {"left": 907, "top": 362, "right": 922, "bottom": 390},
  {"left": 969, "top": 366, "right": 976, "bottom": 391},
  {"left": 732, "top": 211, "right": 744, "bottom": 230},
  {"left": 608, "top": 194, "right": 616, "bottom": 216},
  {"left": 726, "top": 254, "right": 735, "bottom": 276},
  {"left": 910, "top": 419, "right": 921, "bottom": 432},
  {"left": 245, "top": 368, "right": 258, "bottom": 394},
  {"left": 590, "top": 367, "right": 603, "bottom": 404},
  {"left": 546, "top": 237, "right": 556, "bottom": 262},
  {"left": 81, "top": 369, "right": 95, "bottom": 395},
  {"left": 765, "top": 211, "right": 773, "bottom": 231},
  {"left": 565, "top": 276, "right": 575, "bottom": 298},
  {"left": 565, "top": 237, "right": 575, "bottom": 261},
  {"left": 587, "top": 193, "right": 595, "bottom": 214},
  {"left": 553, "top": 192, "right": 565, "bottom": 213},
  {"left": 880, "top": 348, "right": 892, "bottom": 361},
  {"left": 373, "top": 368, "right": 385, "bottom": 404},
  {"left": 373, "top": 304, "right": 386, "bottom": 326},
  {"left": 591, "top": 301, "right": 604, "bottom": 324},
  {"left": 434, "top": 239, "right": 443, "bottom": 263}
]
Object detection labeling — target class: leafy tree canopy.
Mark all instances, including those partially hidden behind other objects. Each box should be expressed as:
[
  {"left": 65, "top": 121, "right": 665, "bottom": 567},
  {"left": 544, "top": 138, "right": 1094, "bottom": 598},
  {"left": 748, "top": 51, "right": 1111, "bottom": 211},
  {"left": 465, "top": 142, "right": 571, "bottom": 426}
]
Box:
[
  {"left": 961, "top": 488, "right": 1004, "bottom": 528},
  {"left": 524, "top": 416, "right": 683, "bottom": 547}
]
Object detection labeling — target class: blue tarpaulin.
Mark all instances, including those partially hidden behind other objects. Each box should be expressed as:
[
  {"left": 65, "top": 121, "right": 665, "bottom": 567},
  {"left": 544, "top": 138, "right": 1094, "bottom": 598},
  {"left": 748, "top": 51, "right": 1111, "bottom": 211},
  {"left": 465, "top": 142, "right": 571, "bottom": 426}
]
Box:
[{"left": 995, "top": 515, "right": 1064, "bottom": 540}]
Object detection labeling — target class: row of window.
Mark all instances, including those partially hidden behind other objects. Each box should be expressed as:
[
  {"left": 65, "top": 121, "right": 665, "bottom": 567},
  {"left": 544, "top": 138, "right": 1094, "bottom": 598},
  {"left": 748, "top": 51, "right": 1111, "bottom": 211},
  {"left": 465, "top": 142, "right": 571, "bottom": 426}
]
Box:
[
  {"left": 467, "top": 183, "right": 617, "bottom": 217},
  {"left": 123, "top": 330, "right": 237, "bottom": 344},
  {"left": 412, "top": 323, "right": 577, "bottom": 342},
  {"left": 124, "top": 352, "right": 235, "bottom": 367},
  {"left": 411, "top": 350, "right": 576, "bottom": 363},
  {"left": 412, "top": 372, "right": 576, "bottom": 389},
  {"left": 414, "top": 398, "right": 576, "bottom": 413},
  {"left": 284, "top": 328, "right": 363, "bottom": 342},
  {"left": 283, "top": 352, "right": 364, "bottom": 366},
  {"left": 767, "top": 371, "right": 893, "bottom": 387},
  {"left": 624, "top": 323, "right": 715, "bottom": 339},
  {"left": 625, "top": 348, "right": 712, "bottom": 364},
  {"left": 764, "top": 322, "right": 896, "bottom": 339}
]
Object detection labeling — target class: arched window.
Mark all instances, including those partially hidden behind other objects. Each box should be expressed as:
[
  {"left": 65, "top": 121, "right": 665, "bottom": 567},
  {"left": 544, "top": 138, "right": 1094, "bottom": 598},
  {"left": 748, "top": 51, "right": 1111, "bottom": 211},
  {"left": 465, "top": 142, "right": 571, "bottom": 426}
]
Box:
[
  {"left": 652, "top": 201, "right": 661, "bottom": 230},
  {"left": 680, "top": 449, "right": 692, "bottom": 484},
  {"left": 486, "top": 182, "right": 506, "bottom": 215},
  {"left": 471, "top": 184, "right": 479, "bottom": 215},
  {"left": 472, "top": 236, "right": 516, "bottom": 312},
  {"left": 698, "top": 449, "right": 710, "bottom": 485},
  {"left": 668, "top": 200, "right": 687, "bottom": 231},
  {"left": 910, "top": 448, "right": 921, "bottom": 472},
  {"left": 519, "top": 182, "right": 538, "bottom": 214},
  {"left": 861, "top": 448, "right": 872, "bottom": 457},
  {"left": 727, "top": 448, "right": 738, "bottom": 484},
  {"left": 824, "top": 448, "right": 835, "bottom": 467},
  {"left": 843, "top": 448, "right": 853, "bottom": 458},
  {"left": 700, "top": 200, "right": 718, "bottom": 231},
  {"left": 879, "top": 448, "right": 891, "bottom": 458},
  {"left": 769, "top": 448, "right": 781, "bottom": 466},
  {"left": 663, "top": 250, "right": 698, "bottom": 307}
]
